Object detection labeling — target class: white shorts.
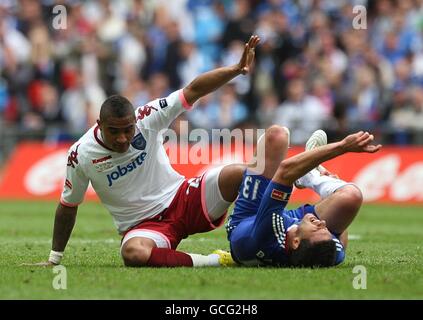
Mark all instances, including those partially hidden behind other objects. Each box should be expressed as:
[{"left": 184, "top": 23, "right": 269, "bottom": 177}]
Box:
[{"left": 202, "top": 165, "right": 232, "bottom": 222}]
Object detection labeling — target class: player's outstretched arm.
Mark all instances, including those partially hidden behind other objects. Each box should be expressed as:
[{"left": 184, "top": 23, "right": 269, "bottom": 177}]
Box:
[
  {"left": 339, "top": 131, "right": 382, "bottom": 154},
  {"left": 51, "top": 204, "right": 78, "bottom": 255},
  {"left": 275, "top": 131, "right": 382, "bottom": 186},
  {"left": 182, "top": 35, "right": 260, "bottom": 106},
  {"left": 22, "top": 204, "right": 78, "bottom": 267}
]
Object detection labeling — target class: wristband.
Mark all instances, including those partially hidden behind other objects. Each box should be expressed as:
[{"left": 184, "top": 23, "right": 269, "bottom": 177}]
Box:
[{"left": 48, "top": 250, "right": 64, "bottom": 265}]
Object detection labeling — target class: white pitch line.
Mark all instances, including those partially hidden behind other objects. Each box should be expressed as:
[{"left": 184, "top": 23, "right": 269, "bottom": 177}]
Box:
[
  {"left": 182, "top": 238, "right": 215, "bottom": 242},
  {"left": 348, "top": 234, "right": 362, "bottom": 240},
  {"left": 0, "top": 239, "right": 120, "bottom": 245},
  {"left": 0, "top": 238, "right": 216, "bottom": 245}
]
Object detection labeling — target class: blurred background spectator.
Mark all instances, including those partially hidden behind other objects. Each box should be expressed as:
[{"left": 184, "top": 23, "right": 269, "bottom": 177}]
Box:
[{"left": 1, "top": 0, "right": 423, "bottom": 166}]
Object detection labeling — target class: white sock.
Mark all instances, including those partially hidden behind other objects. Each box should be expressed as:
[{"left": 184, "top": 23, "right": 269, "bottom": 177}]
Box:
[
  {"left": 298, "top": 169, "right": 351, "bottom": 199},
  {"left": 188, "top": 253, "right": 220, "bottom": 267}
]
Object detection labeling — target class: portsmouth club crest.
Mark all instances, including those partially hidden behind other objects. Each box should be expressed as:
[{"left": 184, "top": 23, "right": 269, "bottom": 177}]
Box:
[{"left": 131, "top": 133, "right": 146, "bottom": 150}]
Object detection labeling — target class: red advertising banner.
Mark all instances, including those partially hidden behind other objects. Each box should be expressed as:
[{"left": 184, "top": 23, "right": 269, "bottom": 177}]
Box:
[{"left": 0, "top": 142, "right": 422, "bottom": 203}]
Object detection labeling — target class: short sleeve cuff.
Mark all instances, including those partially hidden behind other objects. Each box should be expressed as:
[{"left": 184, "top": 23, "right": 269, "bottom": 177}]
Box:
[
  {"left": 60, "top": 198, "right": 80, "bottom": 207},
  {"left": 179, "top": 89, "right": 193, "bottom": 110}
]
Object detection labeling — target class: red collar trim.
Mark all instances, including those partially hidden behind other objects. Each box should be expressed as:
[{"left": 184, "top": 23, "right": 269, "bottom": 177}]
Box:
[{"left": 94, "top": 125, "right": 113, "bottom": 151}]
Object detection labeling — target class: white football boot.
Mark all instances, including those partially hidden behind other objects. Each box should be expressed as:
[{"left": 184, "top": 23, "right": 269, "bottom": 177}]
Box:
[{"left": 294, "top": 130, "right": 327, "bottom": 189}]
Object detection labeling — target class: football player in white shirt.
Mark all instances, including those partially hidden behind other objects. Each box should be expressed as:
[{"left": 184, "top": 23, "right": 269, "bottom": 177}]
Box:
[{"left": 33, "top": 35, "right": 272, "bottom": 268}]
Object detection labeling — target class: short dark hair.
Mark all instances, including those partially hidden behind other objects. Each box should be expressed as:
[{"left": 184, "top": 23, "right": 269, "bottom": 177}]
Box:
[
  {"left": 99, "top": 95, "right": 134, "bottom": 122},
  {"left": 288, "top": 239, "right": 337, "bottom": 268}
]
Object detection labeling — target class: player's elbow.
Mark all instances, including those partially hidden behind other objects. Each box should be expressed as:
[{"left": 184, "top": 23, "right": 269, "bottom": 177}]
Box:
[{"left": 276, "top": 159, "right": 297, "bottom": 185}]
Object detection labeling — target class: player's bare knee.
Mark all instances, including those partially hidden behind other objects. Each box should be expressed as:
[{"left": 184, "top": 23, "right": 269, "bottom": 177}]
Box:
[
  {"left": 265, "top": 125, "right": 289, "bottom": 150},
  {"left": 122, "top": 244, "right": 151, "bottom": 267},
  {"left": 338, "top": 185, "right": 363, "bottom": 209}
]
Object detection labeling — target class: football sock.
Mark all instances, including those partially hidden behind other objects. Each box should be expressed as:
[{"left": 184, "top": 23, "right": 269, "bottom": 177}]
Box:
[
  {"left": 299, "top": 169, "right": 350, "bottom": 199},
  {"left": 146, "top": 248, "right": 193, "bottom": 267},
  {"left": 188, "top": 253, "right": 220, "bottom": 267}
]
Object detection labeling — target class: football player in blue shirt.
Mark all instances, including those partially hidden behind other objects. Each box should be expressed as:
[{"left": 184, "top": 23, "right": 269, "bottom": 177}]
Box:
[{"left": 226, "top": 129, "right": 382, "bottom": 267}]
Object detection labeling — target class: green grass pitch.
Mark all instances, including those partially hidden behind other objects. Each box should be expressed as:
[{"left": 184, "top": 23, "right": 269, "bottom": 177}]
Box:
[{"left": 0, "top": 200, "right": 422, "bottom": 299}]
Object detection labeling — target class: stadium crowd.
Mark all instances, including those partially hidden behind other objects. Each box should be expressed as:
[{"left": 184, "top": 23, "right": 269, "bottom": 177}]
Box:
[{"left": 0, "top": 0, "right": 423, "bottom": 164}]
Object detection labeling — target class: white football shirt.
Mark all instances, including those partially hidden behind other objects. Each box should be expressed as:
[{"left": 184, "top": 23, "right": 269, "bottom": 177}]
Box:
[{"left": 61, "top": 89, "right": 192, "bottom": 234}]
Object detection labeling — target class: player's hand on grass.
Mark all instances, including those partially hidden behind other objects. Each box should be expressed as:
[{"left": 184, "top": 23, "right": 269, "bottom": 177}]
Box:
[
  {"left": 341, "top": 131, "right": 382, "bottom": 154},
  {"left": 21, "top": 261, "right": 57, "bottom": 267},
  {"left": 238, "top": 35, "right": 260, "bottom": 75}
]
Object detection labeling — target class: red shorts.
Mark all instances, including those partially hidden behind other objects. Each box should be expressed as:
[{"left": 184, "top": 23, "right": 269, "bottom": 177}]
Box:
[{"left": 122, "top": 174, "right": 226, "bottom": 249}]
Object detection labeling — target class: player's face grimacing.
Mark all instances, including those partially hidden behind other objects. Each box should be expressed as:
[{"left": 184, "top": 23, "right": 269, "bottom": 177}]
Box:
[
  {"left": 297, "top": 213, "right": 332, "bottom": 243},
  {"left": 99, "top": 115, "right": 136, "bottom": 153}
]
